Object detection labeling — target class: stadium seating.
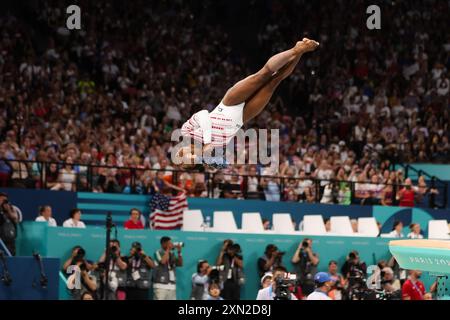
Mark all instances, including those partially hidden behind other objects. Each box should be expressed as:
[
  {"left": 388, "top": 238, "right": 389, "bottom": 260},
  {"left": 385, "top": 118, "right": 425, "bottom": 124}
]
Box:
[
  {"left": 181, "top": 209, "right": 205, "bottom": 231},
  {"left": 241, "top": 212, "right": 265, "bottom": 233},
  {"left": 330, "top": 216, "right": 355, "bottom": 236},
  {"left": 302, "top": 215, "right": 327, "bottom": 235},
  {"left": 212, "top": 211, "right": 239, "bottom": 233},
  {"left": 357, "top": 217, "right": 379, "bottom": 237},
  {"left": 272, "top": 213, "right": 297, "bottom": 234},
  {"left": 428, "top": 220, "right": 450, "bottom": 239}
]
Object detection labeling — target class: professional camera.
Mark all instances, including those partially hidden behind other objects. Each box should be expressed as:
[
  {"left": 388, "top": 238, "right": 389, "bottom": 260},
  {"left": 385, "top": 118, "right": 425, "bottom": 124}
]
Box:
[
  {"left": 211, "top": 265, "right": 225, "bottom": 271},
  {"left": 301, "top": 240, "right": 309, "bottom": 248},
  {"left": 274, "top": 274, "right": 297, "bottom": 300},
  {"left": 110, "top": 245, "right": 119, "bottom": 259},
  {"left": 131, "top": 242, "right": 143, "bottom": 258},
  {"left": 72, "top": 247, "right": 86, "bottom": 264},
  {"left": 276, "top": 251, "right": 286, "bottom": 257},
  {"left": 173, "top": 241, "right": 184, "bottom": 248}
]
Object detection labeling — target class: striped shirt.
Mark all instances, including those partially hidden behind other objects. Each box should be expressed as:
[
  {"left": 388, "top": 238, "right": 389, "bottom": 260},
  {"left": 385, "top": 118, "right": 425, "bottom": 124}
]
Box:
[{"left": 180, "top": 102, "right": 244, "bottom": 147}]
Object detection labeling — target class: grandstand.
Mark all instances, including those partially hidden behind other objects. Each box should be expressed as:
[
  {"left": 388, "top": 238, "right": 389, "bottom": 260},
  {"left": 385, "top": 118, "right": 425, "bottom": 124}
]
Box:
[{"left": 0, "top": 0, "right": 449, "bottom": 303}]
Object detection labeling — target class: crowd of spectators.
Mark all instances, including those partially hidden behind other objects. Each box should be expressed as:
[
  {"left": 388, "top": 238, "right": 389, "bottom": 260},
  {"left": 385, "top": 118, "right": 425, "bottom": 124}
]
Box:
[{"left": 0, "top": 1, "right": 448, "bottom": 207}]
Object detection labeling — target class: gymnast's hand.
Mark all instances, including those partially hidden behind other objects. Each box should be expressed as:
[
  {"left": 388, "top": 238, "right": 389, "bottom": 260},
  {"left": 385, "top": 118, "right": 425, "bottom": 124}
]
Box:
[{"left": 202, "top": 143, "right": 214, "bottom": 157}]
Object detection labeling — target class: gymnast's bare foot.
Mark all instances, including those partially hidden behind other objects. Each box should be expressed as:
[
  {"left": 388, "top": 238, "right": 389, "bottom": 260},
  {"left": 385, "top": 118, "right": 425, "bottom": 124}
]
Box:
[{"left": 294, "top": 38, "right": 320, "bottom": 54}]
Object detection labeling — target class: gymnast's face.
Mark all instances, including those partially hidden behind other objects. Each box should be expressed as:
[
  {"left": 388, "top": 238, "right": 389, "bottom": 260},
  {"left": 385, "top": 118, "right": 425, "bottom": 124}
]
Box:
[{"left": 175, "top": 146, "right": 199, "bottom": 170}]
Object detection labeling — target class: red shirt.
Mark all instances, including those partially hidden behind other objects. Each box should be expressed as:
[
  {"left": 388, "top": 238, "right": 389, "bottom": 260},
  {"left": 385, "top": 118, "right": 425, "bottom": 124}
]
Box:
[
  {"left": 124, "top": 219, "right": 144, "bottom": 230},
  {"left": 399, "top": 188, "right": 415, "bottom": 207},
  {"left": 402, "top": 279, "right": 425, "bottom": 300}
]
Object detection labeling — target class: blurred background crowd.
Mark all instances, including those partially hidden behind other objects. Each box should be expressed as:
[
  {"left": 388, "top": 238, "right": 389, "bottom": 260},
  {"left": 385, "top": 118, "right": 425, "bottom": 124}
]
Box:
[{"left": 0, "top": 0, "right": 448, "bottom": 206}]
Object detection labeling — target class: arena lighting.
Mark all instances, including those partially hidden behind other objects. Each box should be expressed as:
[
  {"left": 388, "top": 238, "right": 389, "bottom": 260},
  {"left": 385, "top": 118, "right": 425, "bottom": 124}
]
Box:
[{"left": 389, "top": 240, "right": 450, "bottom": 300}]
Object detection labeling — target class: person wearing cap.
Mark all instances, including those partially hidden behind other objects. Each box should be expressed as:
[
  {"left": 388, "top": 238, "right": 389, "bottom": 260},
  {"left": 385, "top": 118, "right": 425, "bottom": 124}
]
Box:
[
  {"left": 306, "top": 272, "right": 335, "bottom": 300},
  {"left": 125, "top": 241, "right": 154, "bottom": 300},
  {"left": 261, "top": 272, "right": 273, "bottom": 289}
]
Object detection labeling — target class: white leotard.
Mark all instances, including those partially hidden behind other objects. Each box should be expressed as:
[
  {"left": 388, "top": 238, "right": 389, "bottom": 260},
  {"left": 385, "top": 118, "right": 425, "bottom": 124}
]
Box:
[{"left": 181, "top": 101, "right": 245, "bottom": 147}]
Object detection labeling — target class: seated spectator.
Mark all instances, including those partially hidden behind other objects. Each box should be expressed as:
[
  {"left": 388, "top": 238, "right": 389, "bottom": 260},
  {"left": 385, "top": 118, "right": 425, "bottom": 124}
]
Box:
[
  {"left": 402, "top": 270, "right": 426, "bottom": 300},
  {"left": 388, "top": 220, "right": 404, "bottom": 238},
  {"left": 397, "top": 178, "right": 416, "bottom": 207},
  {"left": 380, "top": 179, "right": 394, "bottom": 206},
  {"left": 407, "top": 223, "right": 423, "bottom": 239},
  {"left": 52, "top": 157, "right": 76, "bottom": 191},
  {"left": 262, "top": 218, "right": 271, "bottom": 230},
  {"left": 124, "top": 208, "right": 144, "bottom": 230},
  {"left": 350, "top": 219, "right": 358, "bottom": 233},
  {"left": 35, "top": 205, "right": 57, "bottom": 227},
  {"left": 63, "top": 208, "right": 87, "bottom": 228},
  {"left": 206, "top": 282, "right": 224, "bottom": 300},
  {"left": 324, "top": 218, "right": 331, "bottom": 232}
]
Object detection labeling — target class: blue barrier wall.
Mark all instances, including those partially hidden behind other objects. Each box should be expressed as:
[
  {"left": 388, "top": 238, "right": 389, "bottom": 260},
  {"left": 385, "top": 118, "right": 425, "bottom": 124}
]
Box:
[
  {"left": 0, "top": 256, "right": 60, "bottom": 300},
  {"left": 18, "top": 222, "right": 400, "bottom": 300},
  {"left": 18, "top": 222, "right": 442, "bottom": 300}
]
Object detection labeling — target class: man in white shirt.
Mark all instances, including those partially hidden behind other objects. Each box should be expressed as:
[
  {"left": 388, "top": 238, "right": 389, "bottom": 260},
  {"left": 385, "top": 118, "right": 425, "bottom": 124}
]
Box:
[
  {"left": 306, "top": 272, "right": 336, "bottom": 300},
  {"left": 63, "top": 208, "right": 86, "bottom": 228},
  {"left": 35, "top": 205, "right": 57, "bottom": 227},
  {"left": 256, "top": 266, "right": 298, "bottom": 300},
  {"left": 387, "top": 220, "right": 404, "bottom": 238}
]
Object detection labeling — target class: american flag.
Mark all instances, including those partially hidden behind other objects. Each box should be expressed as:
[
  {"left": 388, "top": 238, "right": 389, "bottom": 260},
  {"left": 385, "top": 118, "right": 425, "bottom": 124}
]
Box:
[{"left": 149, "top": 192, "right": 188, "bottom": 230}]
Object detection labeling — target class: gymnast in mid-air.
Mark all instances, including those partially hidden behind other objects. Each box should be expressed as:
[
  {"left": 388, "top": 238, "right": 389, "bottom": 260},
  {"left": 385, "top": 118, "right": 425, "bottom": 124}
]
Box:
[{"left": 176, "top": 38, "right": 320, "bottom": 169}]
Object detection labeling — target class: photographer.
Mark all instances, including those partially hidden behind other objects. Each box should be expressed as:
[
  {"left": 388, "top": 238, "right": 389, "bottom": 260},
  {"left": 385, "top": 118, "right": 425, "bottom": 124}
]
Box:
[
  {"left": 125, "top": 241, "right": 155, "bottom": 300},
  {"left": 0, "top": 192, "right": 19, "bottom": 255},
  {"left": 291, "top": 238, "right": 319, "bottom": 295},
  {"left": 66, "top": 247, "right": 97, "bottom": 300},
  {"left": 380, "top": 267, "right": 401, "bottom": 299},
  {"left": 62, "top": 245, "right": 94, "bottom": 273},
  {"left": 98, "top": 239, "right": 128, "bottom": 300},
  {"left": 257, "top": 244, "right": 285, "bottom": 278},
  {"left": 153, "top": 236, "right": 183, "bottom": 300},
  {"left": 341, "top": 250, "right": 367, "bottom": 299},
  {"left": 341, "top": 250, "right": 367, "bottom": 280},
  {"left": 256, "top": 266, "right": 297, "bottom": 300},
  {"left": 306, "top": 272, "right": 336, "bottom": 300},
  {"left": 216, "top": 239, "right": 244, "bottom": 300},
  {"left": 190, "top": 260, "right": 212, "bottom": 300}
]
